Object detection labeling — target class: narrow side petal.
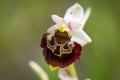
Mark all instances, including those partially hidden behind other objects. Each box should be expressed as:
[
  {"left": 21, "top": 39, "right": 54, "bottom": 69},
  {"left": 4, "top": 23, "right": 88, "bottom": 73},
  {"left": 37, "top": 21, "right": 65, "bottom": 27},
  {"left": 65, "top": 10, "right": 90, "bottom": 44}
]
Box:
[
  {"left": 81, "top": 7, "right": 91, "bottom": 29},
  {"left": 64, "top": 3, "right": 84, "bottom": 23},
  {"left": 47, "top": 24, "right": 58, "bottom": 33},
  {"left": 71, "top": 29, "right": 92, "bottom": 46},
  {"left": 51, "top": 15, "right": 64, "bottom": 23}
]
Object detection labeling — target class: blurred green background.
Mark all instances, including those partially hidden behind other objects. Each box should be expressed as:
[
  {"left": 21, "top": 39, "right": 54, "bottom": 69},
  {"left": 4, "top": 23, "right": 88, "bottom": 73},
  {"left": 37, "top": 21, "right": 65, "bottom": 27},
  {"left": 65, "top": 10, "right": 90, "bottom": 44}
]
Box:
[{"left": 0, "top": 0, "right": 120, "bottom": 80}]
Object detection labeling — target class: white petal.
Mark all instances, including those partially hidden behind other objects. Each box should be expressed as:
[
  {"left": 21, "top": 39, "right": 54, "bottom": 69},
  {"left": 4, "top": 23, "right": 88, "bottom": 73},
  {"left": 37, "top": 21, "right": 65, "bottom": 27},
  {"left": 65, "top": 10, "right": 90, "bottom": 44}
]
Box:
[
  {"left": 51, "top": 15, "right": 64, "bottom": 23},
  {"left": 68, "top": 22, "right": 81, "bottom": 31},
  {"left": 71, "top": 29, "right": 92, "bottom": 46},
  {"left": 64, "top": 3, "right": 84, "bottom": 23},
  {"left": 81, "top": 7, "right": 91, "bottom": 29}
]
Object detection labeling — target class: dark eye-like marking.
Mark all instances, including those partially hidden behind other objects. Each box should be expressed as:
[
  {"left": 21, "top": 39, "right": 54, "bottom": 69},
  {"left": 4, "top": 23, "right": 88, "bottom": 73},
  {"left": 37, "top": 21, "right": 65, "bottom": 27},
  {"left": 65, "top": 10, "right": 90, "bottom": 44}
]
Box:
[{"left": 70, "top": 12, "right": 73, "bottom": 14}]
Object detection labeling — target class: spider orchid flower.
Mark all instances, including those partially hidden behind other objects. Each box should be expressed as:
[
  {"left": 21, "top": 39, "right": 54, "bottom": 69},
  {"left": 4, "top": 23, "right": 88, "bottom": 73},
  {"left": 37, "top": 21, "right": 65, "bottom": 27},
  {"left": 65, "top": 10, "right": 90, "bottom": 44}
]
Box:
[{"left": 40, "top": 3, "right": 92, "bottom": 69}]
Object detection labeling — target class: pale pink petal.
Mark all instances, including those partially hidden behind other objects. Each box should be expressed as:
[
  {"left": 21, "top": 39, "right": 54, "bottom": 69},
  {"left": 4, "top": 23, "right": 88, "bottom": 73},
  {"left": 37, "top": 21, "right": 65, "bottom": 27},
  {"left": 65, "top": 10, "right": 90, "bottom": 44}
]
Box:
[
  {"left": 51, "top": 15, "right": 64, "bottom": 23},
  {"left": 68, "top": 22, "right": 81, "bottom": 31}
]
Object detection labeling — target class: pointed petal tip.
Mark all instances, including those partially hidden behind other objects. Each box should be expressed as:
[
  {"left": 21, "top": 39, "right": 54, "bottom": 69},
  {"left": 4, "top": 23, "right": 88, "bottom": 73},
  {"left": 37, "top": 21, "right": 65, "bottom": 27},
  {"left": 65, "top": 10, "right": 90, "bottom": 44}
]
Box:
[
  {"left": 74, "top": 2, "right": 80, "bottom": 6},
  {"left": 75, "top": 2, "right": 83, "bottom": 10},
  {"left": 74, "top": 2, "right": 82, "bottom": 6},
  {"left": 83, "top": 35, "right": 92, "bottom": 46},
  {"left": 86, "top": 7, "right": 92, "bottom": 16},
  {"left": 51, "top": 14, "right": 58, "bottom": 19}
]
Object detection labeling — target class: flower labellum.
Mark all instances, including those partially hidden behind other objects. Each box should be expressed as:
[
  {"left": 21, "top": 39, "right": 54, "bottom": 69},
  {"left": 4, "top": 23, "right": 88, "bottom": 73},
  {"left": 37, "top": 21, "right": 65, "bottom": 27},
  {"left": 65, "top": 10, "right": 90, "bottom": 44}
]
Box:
[{"left": 40, "top": 3, "right": 92, "bottom": 68}]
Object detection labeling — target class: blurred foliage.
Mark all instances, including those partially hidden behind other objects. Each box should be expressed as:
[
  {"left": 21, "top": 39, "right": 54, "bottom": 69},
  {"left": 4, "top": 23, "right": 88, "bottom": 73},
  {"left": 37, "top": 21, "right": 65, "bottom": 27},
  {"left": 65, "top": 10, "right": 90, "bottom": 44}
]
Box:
[{"left": 0, "top": 0, "right": 120, "bottom": 80}]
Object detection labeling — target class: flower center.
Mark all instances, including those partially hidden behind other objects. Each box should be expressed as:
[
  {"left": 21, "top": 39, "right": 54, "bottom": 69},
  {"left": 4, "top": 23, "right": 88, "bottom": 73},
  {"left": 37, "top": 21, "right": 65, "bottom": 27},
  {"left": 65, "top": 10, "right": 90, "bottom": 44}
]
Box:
[
  {"left": 47, "top": 23, "right": 74, "bottom": 57},
  {"left": 55, "top": 30, "right": 70, "bottom": 44}
]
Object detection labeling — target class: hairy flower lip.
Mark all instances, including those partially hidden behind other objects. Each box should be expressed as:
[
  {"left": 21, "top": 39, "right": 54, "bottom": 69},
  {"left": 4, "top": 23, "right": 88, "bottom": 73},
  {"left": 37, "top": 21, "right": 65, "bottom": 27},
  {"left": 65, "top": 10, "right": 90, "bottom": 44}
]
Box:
[
  {"left": 46, "top": 28, "right": 73, "bottom": 57},
  {"left": 41, "top": 33, "right": 82, "bottom": 68},
  {"left": 40, "top": 30, "right": 82, "bottom": 68}
]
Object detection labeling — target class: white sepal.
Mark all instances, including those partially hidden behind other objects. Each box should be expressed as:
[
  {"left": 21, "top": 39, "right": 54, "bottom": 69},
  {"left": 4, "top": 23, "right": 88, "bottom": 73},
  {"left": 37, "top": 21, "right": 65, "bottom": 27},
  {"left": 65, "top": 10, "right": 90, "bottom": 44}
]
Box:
[{"left": 64, "top": 3, "right": 84, "bottom": 23}]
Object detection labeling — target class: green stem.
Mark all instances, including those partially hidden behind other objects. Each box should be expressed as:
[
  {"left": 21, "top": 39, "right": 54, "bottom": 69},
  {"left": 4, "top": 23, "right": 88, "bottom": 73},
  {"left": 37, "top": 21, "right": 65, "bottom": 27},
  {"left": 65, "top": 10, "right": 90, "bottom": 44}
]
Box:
[{"left": 67, "top": 63, "right": 78, "bottom": 78}]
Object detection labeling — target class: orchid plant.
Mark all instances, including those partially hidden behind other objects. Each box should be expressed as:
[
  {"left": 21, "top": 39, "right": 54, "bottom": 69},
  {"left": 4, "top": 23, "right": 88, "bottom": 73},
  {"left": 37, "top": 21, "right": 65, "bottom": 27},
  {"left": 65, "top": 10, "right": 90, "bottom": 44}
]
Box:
[{"left": 29, "top": 3, "right": 92, "bottom": 80}]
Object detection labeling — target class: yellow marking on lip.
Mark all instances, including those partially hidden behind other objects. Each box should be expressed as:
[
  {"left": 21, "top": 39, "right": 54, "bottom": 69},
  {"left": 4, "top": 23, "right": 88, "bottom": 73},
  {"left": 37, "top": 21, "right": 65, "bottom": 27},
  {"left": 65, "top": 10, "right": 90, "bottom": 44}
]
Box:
[
  {"left": 58, "top": 23, "right": 66, "bottom": 32},
  {"left": 56, "top": 23, "right": 71, "bottom": 37},
  {"left": 49, "top": 65, "right": 59, "bottom": 71}
]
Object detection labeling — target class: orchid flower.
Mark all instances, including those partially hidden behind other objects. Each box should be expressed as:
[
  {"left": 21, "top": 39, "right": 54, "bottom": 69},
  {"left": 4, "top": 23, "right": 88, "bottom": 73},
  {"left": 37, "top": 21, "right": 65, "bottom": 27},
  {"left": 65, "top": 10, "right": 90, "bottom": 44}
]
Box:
[
  {"left": 29, "top": 3, "right": 92, "bottom": 80},
  {"left": 40, "top": 3, "right": 92, "bottom": 69}
]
